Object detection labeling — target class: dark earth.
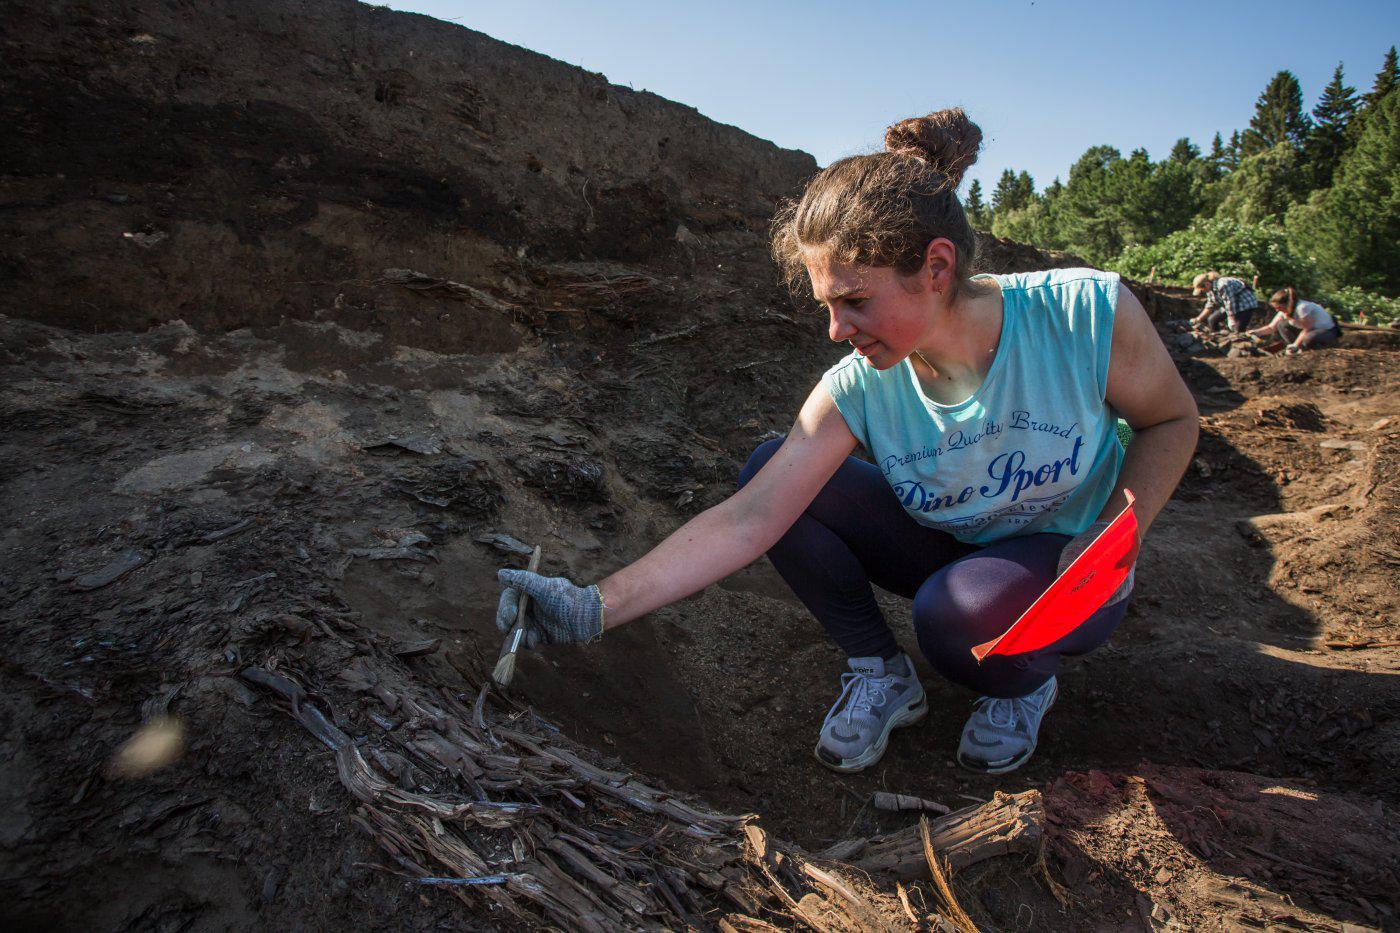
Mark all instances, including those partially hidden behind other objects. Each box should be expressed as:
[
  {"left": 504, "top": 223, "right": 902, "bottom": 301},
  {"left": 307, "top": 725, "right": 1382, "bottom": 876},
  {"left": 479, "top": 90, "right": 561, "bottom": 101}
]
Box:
[{"left": 2, "top": 1, "right": 1397, "bottom": 929}]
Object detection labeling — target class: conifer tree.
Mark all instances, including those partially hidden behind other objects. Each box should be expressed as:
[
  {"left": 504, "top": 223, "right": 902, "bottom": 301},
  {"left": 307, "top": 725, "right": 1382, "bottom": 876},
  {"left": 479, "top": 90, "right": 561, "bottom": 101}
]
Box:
[
  {"left": 1348, "top": 46, "right": 1400, "bottom": 144},
  {"left": 1014, "top": 171, "right": 1037, "bottom": 208},
  {"left": 1056, "top": 145, "right": 1123, "bottom": 261},
  {"left": 965, "top": 179, "right": 988, "bottom": 229},
  {"left": 1205, "top": 132, "right": 1228, "bottom": 180},
  {"left": 1241, "top": 70, "right": 1312, "bottom": 155},
  {"left": 991, "top": 168, "right": 1021, "bottom": 212},
  {"left": 1287, "top": 87, "right": 1400, "bottom": 293},
  {"left": 1169, "top": 137, "right": 1200, "bottom": 163},
  {"left": 1228, "top": 130, "right": 1243, "bottom": 168},
  {"left": 1308, "top": 63, "right": 1359, "bottom": 186},
  {"left": 1365, "top": 45, "right": 1398, "bottom": 106}
]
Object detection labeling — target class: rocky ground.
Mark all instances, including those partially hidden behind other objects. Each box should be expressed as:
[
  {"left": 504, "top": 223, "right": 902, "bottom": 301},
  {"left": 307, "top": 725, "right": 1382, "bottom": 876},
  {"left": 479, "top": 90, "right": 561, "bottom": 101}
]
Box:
[{"left": 2, "top": 1, "right": 1397, "bottom": 930}]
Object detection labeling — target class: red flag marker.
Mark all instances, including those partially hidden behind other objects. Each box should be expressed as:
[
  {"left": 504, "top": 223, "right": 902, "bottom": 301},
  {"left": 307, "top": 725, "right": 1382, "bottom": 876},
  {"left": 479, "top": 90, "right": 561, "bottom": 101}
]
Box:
[{"left": 971, "top": 490, "right": 1139, "bottom": 662}]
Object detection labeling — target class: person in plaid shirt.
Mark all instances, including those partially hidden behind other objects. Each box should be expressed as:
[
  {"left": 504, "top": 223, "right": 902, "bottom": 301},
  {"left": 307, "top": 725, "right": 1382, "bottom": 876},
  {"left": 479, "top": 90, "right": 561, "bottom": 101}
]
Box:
[{"left": 1189, "top": 271, "right": 1260, "bottom": 333}]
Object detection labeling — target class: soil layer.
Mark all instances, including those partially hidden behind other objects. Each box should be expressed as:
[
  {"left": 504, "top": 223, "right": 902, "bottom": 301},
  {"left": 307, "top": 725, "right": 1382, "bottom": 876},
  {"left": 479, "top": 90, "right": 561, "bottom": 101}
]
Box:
[{"left": 1, "top": 1, "right": 1396, "bottom": 929}]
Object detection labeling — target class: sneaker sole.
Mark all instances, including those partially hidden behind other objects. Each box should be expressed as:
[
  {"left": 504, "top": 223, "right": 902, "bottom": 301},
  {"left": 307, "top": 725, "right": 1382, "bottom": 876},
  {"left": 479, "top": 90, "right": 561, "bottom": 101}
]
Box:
[
  {"left": 956, "top": 680, "right": 1058, "bottom": 775},
  {"left": 814, "top": 684, "right": 928, "bottom": 774}
]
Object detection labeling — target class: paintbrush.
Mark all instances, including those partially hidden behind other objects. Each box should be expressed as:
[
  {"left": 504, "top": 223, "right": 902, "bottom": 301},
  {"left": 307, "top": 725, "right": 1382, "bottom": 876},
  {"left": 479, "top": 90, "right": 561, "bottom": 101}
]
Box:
[{"left": 491, "top": 544, "right": 542, "bottom": 688}]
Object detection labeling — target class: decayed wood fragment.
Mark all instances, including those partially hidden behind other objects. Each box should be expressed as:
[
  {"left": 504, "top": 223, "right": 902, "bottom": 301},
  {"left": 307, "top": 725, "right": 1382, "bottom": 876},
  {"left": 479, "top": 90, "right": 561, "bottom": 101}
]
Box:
[
  {"left": 837, "top": 789, "right": 1045, "bottom": 880},
  {"left": 242, "top": 657, "right": 1040, "bottom": 930},
  {"left": 873, "top": 791, "right": 951, "bottom": 815}
]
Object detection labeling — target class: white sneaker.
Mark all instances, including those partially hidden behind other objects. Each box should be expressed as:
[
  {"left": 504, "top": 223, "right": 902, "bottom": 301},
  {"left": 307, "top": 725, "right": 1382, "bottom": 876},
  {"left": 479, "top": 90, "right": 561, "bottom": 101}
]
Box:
[
  {"left": 956, "top": 676, "right": 1058, "bottom": 774},
  {"left": 814, "top": 653, "right": 927, "bottom": 773}
]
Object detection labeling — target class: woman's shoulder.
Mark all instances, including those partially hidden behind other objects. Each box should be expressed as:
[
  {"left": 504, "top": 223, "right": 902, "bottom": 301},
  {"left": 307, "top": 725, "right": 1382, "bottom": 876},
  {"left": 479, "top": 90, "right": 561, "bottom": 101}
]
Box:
[
  {"left": 995, "top": 268, "right": 1119, "bottom": 352},
  {"left": 990, "top": 267, "right": 1120, "bottom": 295},
  {"left": 993, "top": 268, "right": 1121, "bottom": 319}
]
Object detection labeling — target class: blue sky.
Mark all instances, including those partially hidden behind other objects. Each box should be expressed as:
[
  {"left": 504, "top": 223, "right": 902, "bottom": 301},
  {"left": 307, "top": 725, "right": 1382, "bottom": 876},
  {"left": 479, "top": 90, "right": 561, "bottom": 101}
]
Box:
[{"left": 382, "top": 1, "right": 1398, "bottom": 194}]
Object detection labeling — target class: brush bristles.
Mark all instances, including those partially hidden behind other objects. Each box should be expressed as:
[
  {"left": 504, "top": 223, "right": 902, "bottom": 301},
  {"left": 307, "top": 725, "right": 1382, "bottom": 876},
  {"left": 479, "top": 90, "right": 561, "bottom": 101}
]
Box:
[{"left": 491, "top": 651, "right": 518, "bottom": 687}]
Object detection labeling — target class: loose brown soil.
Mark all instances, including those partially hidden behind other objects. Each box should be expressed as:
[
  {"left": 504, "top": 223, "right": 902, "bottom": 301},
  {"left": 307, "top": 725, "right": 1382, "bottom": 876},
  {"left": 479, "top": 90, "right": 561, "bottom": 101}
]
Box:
[{"left": 2, "top": 1, "right": 1397, "bottom": 929}]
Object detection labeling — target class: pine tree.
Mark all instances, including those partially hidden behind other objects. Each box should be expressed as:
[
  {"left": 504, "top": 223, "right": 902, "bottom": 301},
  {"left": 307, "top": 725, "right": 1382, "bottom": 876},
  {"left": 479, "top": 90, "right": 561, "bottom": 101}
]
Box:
[
  {"left": 1209, "top": 132, "right": 1226, "bottom": 162},
  {"left": 1204, "top": 132, "right": 1228, "bottom": 180},
  {"left": 1169, "top": 137, "right": 1200, "bottom": 163},
  {"left": 991, "top": 168, "right": 1021, "bottom": 213},
  {"left": 1348, "top": 46, "right": 1400, "bottom": 144},
  {"left": 1056, "top": 145, "right": 1124, "bottom": 262},
  {"left": 1365, "top": 45, "right": 1398, "bottom": 106},
  {"left": 1308, "top": 63, "right": 1359, "bottom": 187},
  {"left": 1014, "top": 170, "right": 1037, "bottom": 208},
  {"left": 1287, "top": 86, "right": 1400, "bottom": 293},
  {"left": 965, "top": 179, "right": 988, "bottom": 229},
  {"left": 1228, "top": 130, "right": 1243, "bottom": 168},
  {"left": 1240, "top": 71, "right": 1312, "bottom": 155}
]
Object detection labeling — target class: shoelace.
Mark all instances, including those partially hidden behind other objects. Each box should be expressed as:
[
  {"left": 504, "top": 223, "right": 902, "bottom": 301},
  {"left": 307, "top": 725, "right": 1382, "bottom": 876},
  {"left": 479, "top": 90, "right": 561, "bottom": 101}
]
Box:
[
  {"left": 978, "top": 696, "right": 1018, "bottom": 729},
  {"left": 975, "top": 683, "right": 1052, "bottom": 730},
  {"left": 826, "top": 672, "right": 889, "bottom": 725}
]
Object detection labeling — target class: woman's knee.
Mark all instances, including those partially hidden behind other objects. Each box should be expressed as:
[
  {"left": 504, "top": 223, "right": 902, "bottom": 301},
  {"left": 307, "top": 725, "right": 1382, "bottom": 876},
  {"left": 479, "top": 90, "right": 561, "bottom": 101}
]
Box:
[
  {"left": 912, "top": 570, "right": 992, "bottom": 687},
  {"left": 913, "top": 589, "right": 1047, "bottom": 697},
  {"left": 910, "top": 552, "right": 1050, "bottom": 693},
  {"left": 738, "top": 436, "right": 785, "bottom": 488}
]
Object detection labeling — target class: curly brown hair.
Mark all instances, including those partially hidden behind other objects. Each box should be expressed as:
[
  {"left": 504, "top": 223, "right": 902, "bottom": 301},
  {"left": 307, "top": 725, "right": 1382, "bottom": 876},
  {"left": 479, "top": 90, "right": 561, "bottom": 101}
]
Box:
[{"left": 771, "top": 107, "right": 984, "bottom": 299}]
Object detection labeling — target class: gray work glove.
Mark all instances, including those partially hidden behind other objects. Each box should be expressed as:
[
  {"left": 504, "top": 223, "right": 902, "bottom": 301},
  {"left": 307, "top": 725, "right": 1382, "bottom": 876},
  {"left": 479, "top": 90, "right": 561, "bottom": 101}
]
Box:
[
  {"left": 496, "top": 570, "right": 605, "bottom": 648},
  {"left": 1057, "top": 521, "right": 1137, "bottom": 609}
]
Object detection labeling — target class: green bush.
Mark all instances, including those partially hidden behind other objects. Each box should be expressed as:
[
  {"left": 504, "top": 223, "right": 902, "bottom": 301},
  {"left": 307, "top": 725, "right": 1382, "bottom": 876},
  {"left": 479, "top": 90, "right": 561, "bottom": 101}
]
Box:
[
  {"left": 1317, "top": 285, "right": 1400, "bottom": 324},
  {"left": 1107, "top": 218, "right": 1319, "bottom": 292}
]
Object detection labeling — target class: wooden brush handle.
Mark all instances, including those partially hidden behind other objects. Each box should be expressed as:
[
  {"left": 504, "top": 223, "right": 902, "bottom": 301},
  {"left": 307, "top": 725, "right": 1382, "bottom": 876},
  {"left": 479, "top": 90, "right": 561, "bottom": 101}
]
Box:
[{"left": 499, "top": 545, "right": 542, "bottom": 659}]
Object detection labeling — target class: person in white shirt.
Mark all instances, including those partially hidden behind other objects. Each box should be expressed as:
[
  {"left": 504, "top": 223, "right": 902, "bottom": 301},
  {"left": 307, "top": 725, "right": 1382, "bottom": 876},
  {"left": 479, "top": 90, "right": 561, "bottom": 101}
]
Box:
[{"left": 1247, "top": 287, "right": 1341, "bottom": 355}]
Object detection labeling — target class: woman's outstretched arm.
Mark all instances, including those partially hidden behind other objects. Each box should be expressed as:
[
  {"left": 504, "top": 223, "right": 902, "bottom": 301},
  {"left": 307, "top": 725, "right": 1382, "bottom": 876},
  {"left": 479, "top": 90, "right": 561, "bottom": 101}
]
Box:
[
  {"left": 595, "top": 382, "right": 857, "bottom": 629},
  {"left": 1102, "top": 283, "right": 1200, "bottom": 536}
]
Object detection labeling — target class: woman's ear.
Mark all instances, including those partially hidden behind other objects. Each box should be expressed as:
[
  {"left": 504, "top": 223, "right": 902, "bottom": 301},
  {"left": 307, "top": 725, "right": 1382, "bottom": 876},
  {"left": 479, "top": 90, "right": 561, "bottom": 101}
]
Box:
[{"left": 922, "top": 238, "right": 958, "bottom": 292}]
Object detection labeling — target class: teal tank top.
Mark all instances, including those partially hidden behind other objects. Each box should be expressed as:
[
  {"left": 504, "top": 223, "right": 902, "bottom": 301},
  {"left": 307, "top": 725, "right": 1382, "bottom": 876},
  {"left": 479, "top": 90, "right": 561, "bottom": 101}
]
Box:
[{"left": 822, "top": 268, "right": 1124, "bottom": 545}]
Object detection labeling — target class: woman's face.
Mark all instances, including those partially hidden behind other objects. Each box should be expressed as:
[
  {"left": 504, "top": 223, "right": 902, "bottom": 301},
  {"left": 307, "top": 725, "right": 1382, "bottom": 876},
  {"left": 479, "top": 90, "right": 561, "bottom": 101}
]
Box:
[{"left": 804, "top": 251, "right": 935, "bottom": 371}]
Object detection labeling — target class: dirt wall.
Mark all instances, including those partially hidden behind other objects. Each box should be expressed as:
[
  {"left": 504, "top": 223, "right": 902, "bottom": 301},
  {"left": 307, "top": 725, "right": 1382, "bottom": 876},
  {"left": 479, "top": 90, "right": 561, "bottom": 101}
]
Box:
[{"left": 1, "top": 0, "right": 817, "bottom": 333}]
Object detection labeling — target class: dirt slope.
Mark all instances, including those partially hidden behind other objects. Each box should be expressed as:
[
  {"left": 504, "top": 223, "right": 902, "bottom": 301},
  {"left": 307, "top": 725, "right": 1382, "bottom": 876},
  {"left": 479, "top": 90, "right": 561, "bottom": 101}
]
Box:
[{"left": 2, "top": 1, "right": 1397, "bottom": 930}]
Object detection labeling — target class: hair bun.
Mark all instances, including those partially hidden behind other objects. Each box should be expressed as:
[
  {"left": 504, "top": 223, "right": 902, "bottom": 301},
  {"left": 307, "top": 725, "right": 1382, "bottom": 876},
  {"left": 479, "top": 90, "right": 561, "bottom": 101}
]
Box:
[{"left": 884, "top": 108, "right": 983, "bottom": 189}]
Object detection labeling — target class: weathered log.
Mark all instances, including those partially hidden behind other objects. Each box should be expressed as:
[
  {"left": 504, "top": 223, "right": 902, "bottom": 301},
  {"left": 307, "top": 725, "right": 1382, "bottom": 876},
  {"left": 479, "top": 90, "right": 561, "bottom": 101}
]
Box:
[{"left": 837, "top": 789, "right": 1044, "bottom": 880}]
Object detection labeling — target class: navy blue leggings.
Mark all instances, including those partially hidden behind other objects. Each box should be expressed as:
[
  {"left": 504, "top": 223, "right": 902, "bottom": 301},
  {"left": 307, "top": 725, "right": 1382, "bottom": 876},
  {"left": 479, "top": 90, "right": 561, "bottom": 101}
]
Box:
[{"left": 739, "top": 438, "right": 1127, "bottom": 698}]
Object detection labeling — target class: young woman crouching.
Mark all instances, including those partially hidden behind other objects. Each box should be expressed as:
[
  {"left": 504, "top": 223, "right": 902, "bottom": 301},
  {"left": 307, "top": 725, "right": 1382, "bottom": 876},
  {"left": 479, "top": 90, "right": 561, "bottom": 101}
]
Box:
[
  {"left": 1247, "top": 288, "right": 1341, "bottom": 355},
  {"left": 495, "top": 109, "right": 1198, "bottom": 775}
]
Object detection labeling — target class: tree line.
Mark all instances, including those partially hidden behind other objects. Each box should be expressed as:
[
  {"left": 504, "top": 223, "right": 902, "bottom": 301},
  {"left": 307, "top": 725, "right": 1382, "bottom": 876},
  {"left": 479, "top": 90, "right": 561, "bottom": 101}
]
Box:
[{"left": 966, "top": 46, "right": 1400, "bottom": 321}]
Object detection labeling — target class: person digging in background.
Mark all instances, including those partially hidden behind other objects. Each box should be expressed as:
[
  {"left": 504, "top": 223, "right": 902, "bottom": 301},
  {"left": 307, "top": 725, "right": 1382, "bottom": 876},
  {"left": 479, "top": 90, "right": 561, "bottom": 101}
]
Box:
[
  {"left": 1190, "top": 271, "right": 1260, "bottom": 334},
  {"left": 495, "top": 108, "right": 1198, "bottom": 776},
  {"left": 1246, "top": 287, "right": 1341, "bottom": 355}
]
